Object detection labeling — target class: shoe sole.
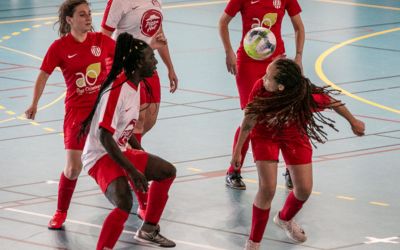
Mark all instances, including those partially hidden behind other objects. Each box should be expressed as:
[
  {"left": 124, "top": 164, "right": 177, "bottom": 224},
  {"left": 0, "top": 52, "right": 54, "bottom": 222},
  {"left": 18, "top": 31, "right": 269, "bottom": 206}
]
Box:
[
  {"left": 134, "top": 235, "right": 176, "bottom": 248},
  {"left": 273, "top": 215, "right": 306, "bottom": 243},
  {"left": 48, "top": 226, "right": 64, "bottom": 230},
  {"left": 225, "top": 183, "right": 246, "bottom": 190}
]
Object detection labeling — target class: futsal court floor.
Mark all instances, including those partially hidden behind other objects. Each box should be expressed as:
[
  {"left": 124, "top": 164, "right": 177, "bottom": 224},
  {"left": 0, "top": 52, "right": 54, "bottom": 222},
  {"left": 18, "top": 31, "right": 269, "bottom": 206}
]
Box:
[{"left": 0, "top": 0, "right": 399, "bottom": 249}]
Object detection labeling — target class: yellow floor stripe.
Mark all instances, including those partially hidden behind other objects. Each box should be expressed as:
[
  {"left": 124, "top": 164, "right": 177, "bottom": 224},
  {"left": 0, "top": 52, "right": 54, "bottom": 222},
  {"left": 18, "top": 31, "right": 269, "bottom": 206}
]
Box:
[
  {"left": 317, "top": 0, "right": 400, "bottom": 11},
  {"left": 43, "top": 127, "right": 55, "bottom": 132},
  {"left": 32, "top": 24, "right": 41, "bottom": 28},
  {"left": 187, "top": 167, "right": 202, "bottom": 172},
  {"left": 11, "top": 32, "right": 20, "bottom": 36},
  {"left": 30, "top": 121, "right": 39, "bottom": 126},
  {"left": 2, "top": 36, "right": 11, "bottom": 40},
  {"left": 0, "top": 105, "right": 5, "bottom": 109},
  {"left": 5, "top": 110, "right": 16, "bottom": 115},
  {"left": 369, "top": 201, "right": 389, "bottom": 207},
  {"left": 21, "top": 28, "right": 30, "bottom": 32},
  {"left": 336, "top": 195, "right": 355, "bottom": 201}
]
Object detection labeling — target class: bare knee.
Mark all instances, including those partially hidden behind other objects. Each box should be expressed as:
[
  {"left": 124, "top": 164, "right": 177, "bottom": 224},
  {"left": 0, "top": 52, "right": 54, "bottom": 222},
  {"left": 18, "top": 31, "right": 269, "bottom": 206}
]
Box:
[
  {"left": 106, "top": 178, "right": 133, "bottom": 213},
  {"left": 258, "top": 184, "right": 276, "bottom": 204},
  {"left": 64, "top": 164, "right": 82, "bottom": 179},
  {"left": 294, "top": 184, "right": 312, "bottom": 201}
]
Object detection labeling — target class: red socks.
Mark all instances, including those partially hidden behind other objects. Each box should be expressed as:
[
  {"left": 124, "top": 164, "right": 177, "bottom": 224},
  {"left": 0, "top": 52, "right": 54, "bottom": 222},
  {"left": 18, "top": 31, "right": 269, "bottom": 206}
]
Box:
[
  {"left": 97, "top": 208, "right": 129, "bottom": 250},
  {"left": 57, "top": 172, "right": 77, "bottom": 212},
  {"left": 144, "top": 177, "right": 175, "bottom": 225},
  {"left": 279, "top": 192, "right": 305, "bottom": 221},
  {"left": 227, "top": 126, "right": 250, "bottom": 174},
  {"left": 249, "top": 204, "right": 270, "bottom": 243}
]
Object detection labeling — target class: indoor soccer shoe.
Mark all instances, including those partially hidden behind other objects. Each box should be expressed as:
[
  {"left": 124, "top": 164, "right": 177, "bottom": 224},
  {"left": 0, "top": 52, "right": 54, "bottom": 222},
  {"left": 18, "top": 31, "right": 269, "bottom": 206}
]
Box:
[
  {"left": 225, "top": 172, "right": 246, "bottom": 190},
  {"left": 273, "top": 213, "right": 307, "bottom": 243},
  {"left": 244, "top": 239, "right": 260, "bottom": 250},
  {"left": 135, "top": 223, "right": 175, "bottom": 247},
  {"left": 48, "top": 210, "right": 67, "bottom": 230}
]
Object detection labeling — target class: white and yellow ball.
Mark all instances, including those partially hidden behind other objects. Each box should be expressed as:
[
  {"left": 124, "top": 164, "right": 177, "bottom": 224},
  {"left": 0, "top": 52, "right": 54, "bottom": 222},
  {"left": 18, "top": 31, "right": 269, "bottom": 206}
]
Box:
[{"left": 243, "top": 27, "right": 276, "bottom": 60}]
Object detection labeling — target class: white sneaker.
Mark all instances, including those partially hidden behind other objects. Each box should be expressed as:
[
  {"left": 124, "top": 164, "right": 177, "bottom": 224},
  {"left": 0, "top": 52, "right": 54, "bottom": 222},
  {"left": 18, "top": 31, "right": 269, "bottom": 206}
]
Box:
[
  {"left": 244, "top": 239, "right": 260, "bottom": 250},
  {"left": 273, "top": 213, "right": 307, "bottom": 243}
]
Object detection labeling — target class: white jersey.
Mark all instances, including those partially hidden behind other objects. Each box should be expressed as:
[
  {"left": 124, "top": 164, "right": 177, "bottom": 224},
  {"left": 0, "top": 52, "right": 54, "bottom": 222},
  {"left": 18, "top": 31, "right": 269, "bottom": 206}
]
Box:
[
  {"left": 102, "top": 0, "right": 163, "bottom": 44},
  {"left": 82, "top": 75, "right": 141, "bottom": 172}
]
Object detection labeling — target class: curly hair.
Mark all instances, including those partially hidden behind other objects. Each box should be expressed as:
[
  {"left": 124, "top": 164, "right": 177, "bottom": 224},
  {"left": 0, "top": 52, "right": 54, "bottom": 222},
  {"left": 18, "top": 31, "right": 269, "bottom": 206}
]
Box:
[{"left": 245, "top": 58, "right": 341, "bottom": 145}]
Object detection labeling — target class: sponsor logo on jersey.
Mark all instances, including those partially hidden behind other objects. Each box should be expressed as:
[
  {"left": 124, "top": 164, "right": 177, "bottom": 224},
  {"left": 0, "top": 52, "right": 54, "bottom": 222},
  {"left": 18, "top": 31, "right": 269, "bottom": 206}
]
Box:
[
  {"left": 140, "top": 10, "right": 162, "bottom": 37},
  {"left": 75, "top": 62, "right": 102, "bottom": 95},
  {"left": 67, "top": 53, "right": 77, "bottom": 59},
  {"left": 273, "top": 0, "right": 281, "bottom": 9},
  {"left": 91, "top": 46, "right": 101, "bottom": 57},
  {"left": 118, "top": 119, "right": 137, "bottom": 146}
]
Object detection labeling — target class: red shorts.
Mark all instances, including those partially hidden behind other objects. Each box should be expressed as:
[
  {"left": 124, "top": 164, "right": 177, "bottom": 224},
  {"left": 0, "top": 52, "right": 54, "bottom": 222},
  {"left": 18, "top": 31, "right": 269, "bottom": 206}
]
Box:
[
  {"left": 251, "top": 136, "right": 312, "bottom": 165},
  {"left": 63, "top": 106, "right": 91, "bottom": 150},
  {"left": 88, "top": 149, "right": 149, "bottom": 193},
  {"left": 141, "top": 71, "right": 161, "bottom": 104}
]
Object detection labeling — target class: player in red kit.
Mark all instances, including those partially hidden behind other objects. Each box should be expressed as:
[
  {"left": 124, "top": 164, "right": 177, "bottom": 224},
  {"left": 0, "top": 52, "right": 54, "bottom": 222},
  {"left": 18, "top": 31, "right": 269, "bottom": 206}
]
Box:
[
  {"left": 100, "top": 0, "right": 178, "bottom": 221},
  {"left": 81, "top": 33, "right": 176, "bottom": 249},
  {"left": 25, "top": 0, "right": 115, "bottom": 230},
  {"left": 219, "top": 0, "right": 305, "bottom": 190},
  {"left": 231, "top": 58, "right": 365, "bottom": 249}
]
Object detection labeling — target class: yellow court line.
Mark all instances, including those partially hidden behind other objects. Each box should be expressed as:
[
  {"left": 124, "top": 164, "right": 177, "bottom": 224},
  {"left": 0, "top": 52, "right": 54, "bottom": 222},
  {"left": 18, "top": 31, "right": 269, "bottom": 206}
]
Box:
[
  {"left": 316, "top": 0, "right": 400, "bottom": 11},
  {"left": 315, "top": 27, "right": 400, "bottom": 115},
  {"left": 369, "top": 201, "right": 389, "bottom": 207},
  {"left": 0, "top": 117, "right": 16, "bottom": 123},
  {"left": 336, "top": 195, "right": 355, "bottom": 201}
]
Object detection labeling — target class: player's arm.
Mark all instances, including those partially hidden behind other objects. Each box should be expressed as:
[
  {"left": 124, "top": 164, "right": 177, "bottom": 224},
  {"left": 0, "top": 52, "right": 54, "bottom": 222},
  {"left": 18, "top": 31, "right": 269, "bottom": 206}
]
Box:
[
  {"left": 230, "top": 113, "right": 257, "bottom": 169},
  {"left": 157, "top": 27, "right": 178, "bottom": 93},
  {"left": 290, "top": 14, "right": 305, "bottom": 70},
  {"left": 100, "top": 27, "right": 113, "bottom": 37},
  {"left": 128, "top": 135, "right": 143, "bottom": 151},
  {"left": 25, "top": 70, "right": 50, "bottom": 120},
  {"left": 330, "top": 98, "right": 365, "bottom": 136},
  {"left": 219, "top": 12, "right": 237, "bottom": 75},
  {"left": 99, "top": 127, "right": 148, "bottom": 191}
]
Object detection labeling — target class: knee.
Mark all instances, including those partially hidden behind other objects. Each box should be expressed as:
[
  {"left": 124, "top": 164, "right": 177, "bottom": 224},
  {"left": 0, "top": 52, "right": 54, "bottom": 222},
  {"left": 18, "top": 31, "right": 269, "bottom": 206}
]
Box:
[
  {"left": 114, "top": 190, "right": 133, "bottom": 213},
  {"left": 258, "top": 184, "right": 276, "bottom": 202},
  {"left": 294, "top": 184, "right": 312, "bottom": 201},
  {"left": 64, "top": 164, "right": 82, "bottom": 179},
  {"left": 161, "top": 162, "right": 176, "bottom": 179}
]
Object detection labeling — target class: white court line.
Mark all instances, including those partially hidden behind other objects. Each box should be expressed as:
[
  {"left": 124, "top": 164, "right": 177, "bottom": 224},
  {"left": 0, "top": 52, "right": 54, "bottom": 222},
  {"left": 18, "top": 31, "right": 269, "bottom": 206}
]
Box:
[{"left": 3, "top": 207, "right": 227, "bottom": 250}]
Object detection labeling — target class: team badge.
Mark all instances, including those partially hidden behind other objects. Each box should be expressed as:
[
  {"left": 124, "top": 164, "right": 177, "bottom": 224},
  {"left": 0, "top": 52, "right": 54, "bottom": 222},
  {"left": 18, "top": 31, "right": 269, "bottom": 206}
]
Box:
[
  {"left": 91, "top": 46, "right": 101, "bottom": 57},
  {"left": 140, "top": 10, "right": 162, "bottom": 37},
  {"left": 273, "top": 0, "right": 281, "bottom": 9}
]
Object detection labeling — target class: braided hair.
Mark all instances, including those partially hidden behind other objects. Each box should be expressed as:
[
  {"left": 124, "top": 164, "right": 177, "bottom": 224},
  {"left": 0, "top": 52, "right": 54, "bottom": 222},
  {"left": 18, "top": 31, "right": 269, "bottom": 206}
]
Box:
[
  {"left": 245, "top": 58, "right": 341, "bottom": 145},
  {"left": 56, "top": 0, "right": 94, "bottom": 37},
  {"left": 79, "top": 33, "right": 151, "bottom": 138}
]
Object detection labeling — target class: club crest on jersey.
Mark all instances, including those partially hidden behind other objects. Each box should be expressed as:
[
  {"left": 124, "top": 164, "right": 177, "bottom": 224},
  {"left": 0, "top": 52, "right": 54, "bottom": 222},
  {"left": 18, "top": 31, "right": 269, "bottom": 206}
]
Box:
[
  {"left": 91, "top": 46, "right": 101, "bottom": 57},
  {"left": 140, "top": 10, "right": 162, "bottom": 37},
  {"left": 118, "top": 119, "right": 137, "bottom": 146},
  {"left": 273, "top": 0, "right": 281, "bottom": 9}
]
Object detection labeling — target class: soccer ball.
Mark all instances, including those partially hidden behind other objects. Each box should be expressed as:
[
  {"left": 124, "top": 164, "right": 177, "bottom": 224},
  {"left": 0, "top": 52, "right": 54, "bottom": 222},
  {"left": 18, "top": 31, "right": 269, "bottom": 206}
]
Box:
[{"left": 243, "top": 27, "right": 276, "bottom": 60}]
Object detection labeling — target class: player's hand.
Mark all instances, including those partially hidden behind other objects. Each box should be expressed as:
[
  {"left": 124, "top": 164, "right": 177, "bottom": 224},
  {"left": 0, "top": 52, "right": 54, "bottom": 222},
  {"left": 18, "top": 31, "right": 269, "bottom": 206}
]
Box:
[
  {"left": 168, "top": 69, "right": 178, "bottom": 93},
  {"left": 128, "top": 170, "right": 148, "bottom": 193},
  {"left": 294, "top": 54, "right": 303, "bottom": 72},
  {"left": 150, "top": 29, "right": 167, "bottom": 50},
  {"left": 226, "top": 49, "right": 237, "bottom": 75},
  {"left": 25, "top": 105, "right": 38, "bottom": 120},
  {"left": 230, "top": 152, "right": 242, "bottom": 171},
  {"left": 351, "top": 119, "right": 365, "bottom": 136}
]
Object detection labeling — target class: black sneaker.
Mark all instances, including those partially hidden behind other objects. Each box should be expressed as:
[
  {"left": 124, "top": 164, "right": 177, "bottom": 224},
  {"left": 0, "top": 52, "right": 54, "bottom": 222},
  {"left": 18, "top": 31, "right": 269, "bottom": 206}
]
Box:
[
  {"left": 134, "top": 223, "right": 175, "bottom": 247},
  {"left": 283, "top": 169, "right": 293, "bottom": 190},
  {"left": 225, "top": 172, "right": 246, "bottom": 190}
]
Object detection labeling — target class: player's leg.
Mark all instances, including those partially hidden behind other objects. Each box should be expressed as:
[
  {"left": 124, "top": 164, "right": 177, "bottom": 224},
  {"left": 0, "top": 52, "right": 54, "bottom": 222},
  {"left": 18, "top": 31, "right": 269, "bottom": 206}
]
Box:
[{"left": 48, "top": 149, "right": 82, "bottom": 230}]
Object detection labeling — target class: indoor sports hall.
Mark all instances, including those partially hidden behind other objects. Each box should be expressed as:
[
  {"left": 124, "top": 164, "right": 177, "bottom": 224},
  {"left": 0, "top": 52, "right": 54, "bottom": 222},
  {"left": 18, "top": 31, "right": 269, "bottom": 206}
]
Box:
[{"left": 0, "top": 0, "right": 399, "bottom": 249}]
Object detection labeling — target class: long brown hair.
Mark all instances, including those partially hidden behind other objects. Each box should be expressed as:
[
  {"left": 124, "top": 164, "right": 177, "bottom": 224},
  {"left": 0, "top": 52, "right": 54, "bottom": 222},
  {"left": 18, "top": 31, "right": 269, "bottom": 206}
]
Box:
[
  {"left": 56, "top": 0, "right": 93, "bottom": 37},
  {"left": 245, "top": 58, "right": 341, "bottom": 144}
]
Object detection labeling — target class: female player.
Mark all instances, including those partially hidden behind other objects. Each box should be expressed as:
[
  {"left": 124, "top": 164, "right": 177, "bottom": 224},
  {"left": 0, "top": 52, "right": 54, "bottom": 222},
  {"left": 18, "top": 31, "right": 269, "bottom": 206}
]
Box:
[
  {"left": 230, "top": 58, "right": 365, "bottom": 249},
  {"left": 219, "top": 0, "right": 305, "bottom": 190},
  {"left": 81, "top": 33, "right": 176, "bottom": 249},
  {"left": 25, "top": 0, "right": 115, "bottom": 230},
  {"left": 100, "top": 0, "right": 178, "bottom": 220}
]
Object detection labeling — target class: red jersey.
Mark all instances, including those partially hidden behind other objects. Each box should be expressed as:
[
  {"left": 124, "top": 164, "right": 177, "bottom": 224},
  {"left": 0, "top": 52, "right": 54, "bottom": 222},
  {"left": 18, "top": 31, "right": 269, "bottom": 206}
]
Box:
[
  {"left": 248, "top": 79, "right": 331, "bottom": 139},
  {"left": 41, "top": 32, "right": 115, "bottom": 108},
  {"left": 225, "top": 0, "right": 301, "bottom": 62}
]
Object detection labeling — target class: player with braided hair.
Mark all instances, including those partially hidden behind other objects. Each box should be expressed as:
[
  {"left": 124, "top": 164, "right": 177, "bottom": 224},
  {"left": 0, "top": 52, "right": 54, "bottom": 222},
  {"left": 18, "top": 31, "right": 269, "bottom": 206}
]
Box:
[
  {"left": 231, "top": 58, "right": 365, "bottom": 249},
  {"left": 81, "top": 33, "right": 176, "bottom": 249}
]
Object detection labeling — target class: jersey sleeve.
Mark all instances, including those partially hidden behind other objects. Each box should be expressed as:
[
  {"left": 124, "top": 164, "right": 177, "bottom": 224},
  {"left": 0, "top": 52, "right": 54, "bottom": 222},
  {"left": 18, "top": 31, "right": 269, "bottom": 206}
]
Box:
[
  {"left": 312, "top": 93, "right": 331, "bottom": 112},
  {"left": 40, "top": 40, "right": 61, "bottom": 75},
  {"left": 248, "top": 79, "right": 264, "bottom": 103},
  {"left": 101, "top": 0, "right": 124, "bottom": 32},
  {"left": 224, "top": 0, "right": 243, "bottom": 17},
  {"left": 286, "top": 0, "right": 302, "bottom": 17},
  {"left": 98, "top": 84, "right": 123, "bottom": 134}
]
